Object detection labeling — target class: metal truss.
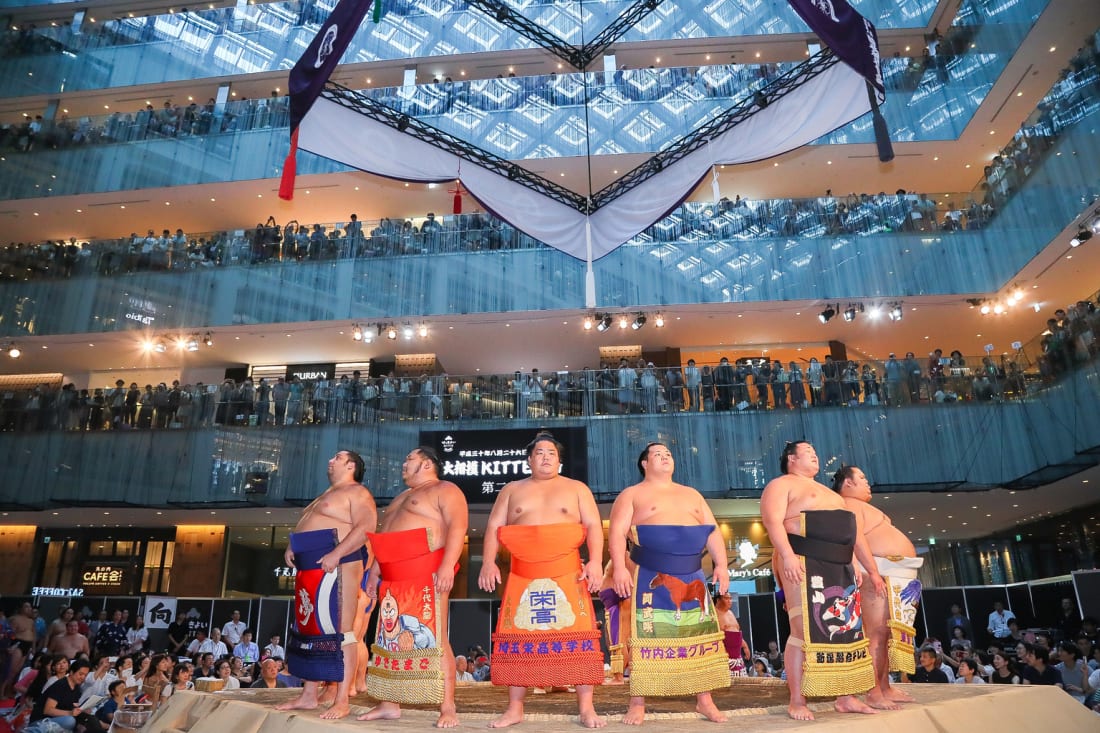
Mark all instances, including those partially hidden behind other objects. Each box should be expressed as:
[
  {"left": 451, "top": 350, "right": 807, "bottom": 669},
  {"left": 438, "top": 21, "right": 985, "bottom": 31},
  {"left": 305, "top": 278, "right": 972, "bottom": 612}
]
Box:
[
  {"left": 590, "top": 50, "right": 840, "bottom": 209},
  {"left": 321, "top": 81, "right": 589, "bottom": 212},
  {"left": 465, "top": 0, "right": 664, "bottom": 70}
]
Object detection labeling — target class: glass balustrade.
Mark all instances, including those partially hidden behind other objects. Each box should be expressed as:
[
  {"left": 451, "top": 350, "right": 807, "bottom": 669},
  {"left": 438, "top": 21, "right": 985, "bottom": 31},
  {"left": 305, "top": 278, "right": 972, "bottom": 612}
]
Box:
[
  {"left": 0, "top": 356, "right": 1096, "bottom": 506},
  {"left": 0, "top": 0, "right": 1021, "bottom": 98}
]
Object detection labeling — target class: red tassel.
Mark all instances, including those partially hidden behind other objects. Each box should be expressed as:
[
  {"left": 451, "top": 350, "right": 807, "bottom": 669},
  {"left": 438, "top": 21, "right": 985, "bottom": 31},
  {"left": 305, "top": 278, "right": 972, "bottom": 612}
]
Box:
[
  {"left": 453, "top": 192, "right": 462, "bottom": 214},
  {"left": 279, "top": 128, "right": 299, "bottom": 201}
]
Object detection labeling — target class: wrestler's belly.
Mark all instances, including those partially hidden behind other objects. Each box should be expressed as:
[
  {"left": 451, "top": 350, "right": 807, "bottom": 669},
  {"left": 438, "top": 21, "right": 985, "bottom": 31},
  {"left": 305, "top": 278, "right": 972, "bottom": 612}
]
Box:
[
  {"left": 865, "top": 526, "right": 915, "bottom": 558},
  {"left": 379, "top": 516, "right": 443, "bottom": 550},
  {"left": 294, "top": 513, "right": 354, "bottom": 540}
]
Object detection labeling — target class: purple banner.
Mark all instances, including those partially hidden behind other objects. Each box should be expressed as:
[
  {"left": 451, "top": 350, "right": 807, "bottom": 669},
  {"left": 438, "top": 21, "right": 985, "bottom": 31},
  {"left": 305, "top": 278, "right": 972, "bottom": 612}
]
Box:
[
  {"left": 786, "top": 0, "right": 884, "bottom": 100},
  {"left": 288, "top": 0, "right": 374, "bottom": 132}
]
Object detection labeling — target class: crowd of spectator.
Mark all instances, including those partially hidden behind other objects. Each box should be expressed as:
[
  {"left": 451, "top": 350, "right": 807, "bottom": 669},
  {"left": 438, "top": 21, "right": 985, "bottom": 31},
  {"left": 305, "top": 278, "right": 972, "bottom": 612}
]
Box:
[
  {"left": 1, "top": 293, "right": 1097, "bottom": 432},
  {"left": 0, "top": 603, "right": 301, "bottom": 731}
]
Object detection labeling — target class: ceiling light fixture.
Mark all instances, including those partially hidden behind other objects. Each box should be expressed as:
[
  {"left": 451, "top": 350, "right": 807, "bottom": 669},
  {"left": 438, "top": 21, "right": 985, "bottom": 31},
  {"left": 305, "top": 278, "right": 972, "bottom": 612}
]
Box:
[
  {"left": 595, "top": 314, "right": 612, "bottom": 332},
  {"left": 618, "top": 314, "right": 630, "bottom": 330},
  {"left": 818, "top": 305, "right": 836, "bottom": 324},
  {"left": 402, "top": 323, "right": 414, "bottom": 340},
  {"left": 352, "top": 324, "right": 363, "bottom": 341},
  {"left": 203, "top": 331, "right": 214, "bottom": 347},
  {"left": 153, "top": 340, "right": 168, "bottom": 353},
  {"left": 888, "top": 303, "right": 903, "bottom": 321},
  {"left": 1070, "top": 228, "right": 1092, "bottom": 247},
  {"left": 185, "top": 334, "right": 199, "bottom": 352},
  {"left": 631, "top": 314, "right": 647, "bottom": 330},
  {"left": 583, "top": 315, "right": 594, "bottom": 331},
  {"left": 654, "top": 313, "right": 665, "bottom": 328},
  {"left": 386, "top": 325, "right": 398, "bottom": 340},
  {"left": 417, "top": 323, "right": 429, "bottom": 338}
]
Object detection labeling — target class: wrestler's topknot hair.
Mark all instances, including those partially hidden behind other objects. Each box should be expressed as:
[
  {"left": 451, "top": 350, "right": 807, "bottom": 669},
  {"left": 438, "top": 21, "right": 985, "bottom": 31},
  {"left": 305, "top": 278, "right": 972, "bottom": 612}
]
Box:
[
  {"left": 415, "top": 446, "right": 444, "bottom": 476},
  {"left": 343, "top": 450, "right": 366, "bottom": 482},
  {"left": 831, "top": 465, "right": 856, "bottom": 492},
  {"left": 779, "top": 440, "right": 809, "bottom": 475},
  {"left": 637, "top": 442, "right": 666, "bottom": 477},
  {"left": 525, "top": 431, "right": 563, "bottom": 458}
]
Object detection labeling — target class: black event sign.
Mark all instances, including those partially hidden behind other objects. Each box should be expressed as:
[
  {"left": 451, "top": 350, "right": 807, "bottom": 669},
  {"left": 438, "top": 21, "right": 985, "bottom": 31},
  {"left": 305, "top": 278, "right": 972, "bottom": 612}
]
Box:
[{"left": 419, "top": 427, "right": 588, "bottom": 503}]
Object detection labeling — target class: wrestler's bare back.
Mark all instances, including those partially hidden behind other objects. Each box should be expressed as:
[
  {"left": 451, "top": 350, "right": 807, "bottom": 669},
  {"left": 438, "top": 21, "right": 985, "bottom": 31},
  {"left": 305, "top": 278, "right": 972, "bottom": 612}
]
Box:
[
  {"left": 380, "top": 481, "right": 454, "bottom": 551},
  {"left": 499, "top": 475, "right": 588, "bottom": 526},
  {"left": 842, "top": 498, "right": 915, "bottom": 557}
]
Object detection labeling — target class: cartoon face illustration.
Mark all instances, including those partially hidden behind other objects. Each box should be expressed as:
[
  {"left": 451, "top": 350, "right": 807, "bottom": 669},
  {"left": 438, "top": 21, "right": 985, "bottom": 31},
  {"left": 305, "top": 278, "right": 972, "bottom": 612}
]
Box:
[{"left": 379, "top": 590, "right": 399, "bottom": 635}]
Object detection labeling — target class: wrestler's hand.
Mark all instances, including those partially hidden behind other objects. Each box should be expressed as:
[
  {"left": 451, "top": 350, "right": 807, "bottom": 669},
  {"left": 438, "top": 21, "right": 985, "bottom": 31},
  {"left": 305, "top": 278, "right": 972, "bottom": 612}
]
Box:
[
  {"left": 712, "top": 566, "right": 729, "bottom": 595},
  {"left": 612, "top": 565, "right": 633, "bottom": 599},
  {"left": 853, "top": 563, "right": 863, "bottom": 588},
  {"left": 319, "top": 551, "right": 339, "bottom": 574},
  {"left": 364, "top": 570, "right": 380, "bottom": 599},
  {"left": 580, "top": 559, "right": 602, "bottom": 594},
  {"left": 779, "top": 551, "right": 803, "bottom": 586},
  {"left": 435, "top": 565, "right": 455, "bottom": 595},
  {"left": 870, "top": 572, "right": 887, "bottom": 598},
  {"left": 284, "top": 546, "right": 296, "bottom": 569},
  {"left": 478, "top": 561, "right": 501, "bottom": 593}
]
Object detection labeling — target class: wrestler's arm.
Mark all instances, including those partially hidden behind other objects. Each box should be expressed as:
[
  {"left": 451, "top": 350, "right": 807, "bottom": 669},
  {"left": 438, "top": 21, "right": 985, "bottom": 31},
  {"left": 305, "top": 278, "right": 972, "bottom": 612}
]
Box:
[
  {"left": 319, "top": 488, "right": 378, "bottom": 573},
  {"left": 699, "top": 493, "right": 730, "bottom": 595},
  {"left": 760, "top": 480, "right": 801, "bottom": 585},
  {"left": 435, "top": 482, "right": 469, "bottom": 594},
  {"left": 577, "top": 481, "right": 605, "bottom": 593},
  {"left": 607, "top": 487, "right": 635, "bottom": 598},
  {"left": 851, "top": 506, "right": 886, "bottom": 597},
  {"left": 477, "top": 484, "right": 512, "bottom": 592}
]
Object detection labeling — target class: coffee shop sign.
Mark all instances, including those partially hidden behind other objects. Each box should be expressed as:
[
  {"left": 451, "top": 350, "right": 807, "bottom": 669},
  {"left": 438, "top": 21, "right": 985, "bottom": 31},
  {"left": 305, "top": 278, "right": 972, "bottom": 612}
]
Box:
[{"left": 83, "top": 566, "right": 124, "bottom": 585}]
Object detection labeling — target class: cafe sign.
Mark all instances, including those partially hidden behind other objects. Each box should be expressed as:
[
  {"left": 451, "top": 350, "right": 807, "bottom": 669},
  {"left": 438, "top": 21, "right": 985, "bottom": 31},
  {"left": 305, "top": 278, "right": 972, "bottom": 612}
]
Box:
[{"left": 81, "top": 563, "right": 128, "bottom": 593}]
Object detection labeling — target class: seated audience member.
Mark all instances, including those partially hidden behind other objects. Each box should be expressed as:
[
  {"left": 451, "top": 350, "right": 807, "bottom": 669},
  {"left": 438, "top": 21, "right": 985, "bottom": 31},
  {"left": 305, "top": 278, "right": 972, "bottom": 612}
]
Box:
[
  {"left": 749, "top": 657, "right": 772, "bottom": 678},
  {"left": 990, "top": 651, "right": 1020, "bottom": 684},
  {"left": 273, "top": 658, "right": 300, "bottom": 688},
  {"left": 910, "top": 646, "right": 950, "bottom": 683},
  {"left": 95, "top": 679, "right": 131, "bottom": 727},
  {"left": 29, "top": 659, "right": 105, "bottom": 732},
  {"left": 163, "top": 663, "right": 193, "bottom": 698},
  {"left": 214, "top": 659, "right": 240, "bottom": 690},
  {"left": 249, "top": 658, "right": 287, "bottom": 688},
  {"left": 1020, "top": 643, "right": 1063, "bottom": 687},
  {"left": 229, "top": 655, "right": 253, "bottom": 685},
  {"left": 455, "top": 655, "right": 475, "bottom": 682},
  {"left": 1055, "top": 641, "right": 1093, "bottom": 702},
  {"left": 953, "top": 657, "right": 985, "bottom": 684},
  {"left": 472, "top": 655, "right": 491, "bottom": 682}
]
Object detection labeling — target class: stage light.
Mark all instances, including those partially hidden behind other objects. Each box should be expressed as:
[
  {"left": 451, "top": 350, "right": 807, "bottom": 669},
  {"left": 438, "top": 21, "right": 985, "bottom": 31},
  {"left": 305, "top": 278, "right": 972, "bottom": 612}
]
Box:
[
  {"left": 843, "top": 305, "right": 856, "bottom": 322},
  {"left": 396, "top": 116, "right": 410, "bottom": 132},
  {"left": 363, "top": 325, "right": 375, "bottom": 343},
  {"left": 418, "top": 323, "right": 428, "bottom": 338},
  {"left": 618, "top": 314, "right": 630, "bottom": 329},
  {"left": 980, "top": 304, "right": 991, "bottom": 315},
  {"left": 185, "top": 335, "right": 199, "bottom": 352},
  {"left": 753, "top": 90, "right": 768, "bottom": 109},
  {"left": 888, "top": 304, "right": 903, "bottom": 321},
  {"left": 818, "top": 306, "right": 835, "bottom": 324},
  {"left": 153, "top": 340, "right": 167, "bottom": 353},
  {"left": 654, "top": 313, "right": 665, "bottom": 328},
  {"left": 352, "top": 324, "right": 363, "bottom": 341},
  {"left": 993, "top": 304, "right": 1004, "bottom": 315},
  {"left": 203, "top": 331, "right": 214, "bottom": 347},
  {"left": 402, "top": 323, "right": 414, "bottom": 340},
  {"left": 1070, "top": 228, "right": 1091, "bottom": 247},
  {"left": 631, "top": 314, "right": 647, "bottom": 330},
  {"left": 386, "top": 325, "right": 398, "bottom": 340},
  {"left": 595, "top": 314, "right": 612, "bottom": 332},
  {"left": 6, "top": 345, "right": 19, "bottom": 358},
  {"left": 583, "top": 315, "right": 594, "bottom": 331}
]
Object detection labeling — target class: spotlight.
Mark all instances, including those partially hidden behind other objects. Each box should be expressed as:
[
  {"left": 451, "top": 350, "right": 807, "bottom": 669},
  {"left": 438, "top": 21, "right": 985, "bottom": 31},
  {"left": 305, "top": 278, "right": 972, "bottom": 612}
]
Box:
[
  {"left": 402, "top": 323, "right": 414, "bottom": 340},
  {"left": 980, "top": 304, "right": 991, "bottom": 315},
  {"left": 753, "top": 90, "right": 769, "bottom": 109},
  {"left": 1070, "top": 228, "right": 1091, "bottom": 247},
  {"left": 993, "top": 304, "right": 1004, "bottom": 315},
  {"left": 583, "top": 315, "right": 594, "bottom": 331},
  {"left": 386, "top": 325, "right": 398, "bottom": 340},
  {"left": 654, "top": 313, "right": 665, "bottom": 328},
  {"left": 888, "top": 304, "right": 903, "bottom": 321},
  {"left": 396, "top": 116, "right": 411, "bottom": 132},
  {"left": 494, "top": 4, "right": 509, "bottom": 22},
  {"left": 186, "top": 335, "right": 199, "bottom": 352},
  {"left": 618, "top": 314, "right": 630, "bottom": 329},
  {"left": 6, "top": 344, "right": 19, "bottom": 358},
  {"left": 153, "top": 340, "right": 168, "bottom": 353},
  {"left": 203, "top": 331, "right": 214, "bottom": 347},
  {"left": 352, "top": 324, "right": 363, "bottom": 341},
  {"left": 417, "top": 323, "right": 428, "bottom": 338},
  {"left": 818, "top": 305, "right": 836, "bottom": 324},
  {"left": 842, "top": 305, "right": 857, "bottom": 322},
  {"left": 595, "top": 314, "right": 612, "bottom": 332},
  {"left": 363, "top": 326, "right": 375, "bottom": 343},
  {"left": 631, "top": 314, "right": 647, "bottom": 330}
]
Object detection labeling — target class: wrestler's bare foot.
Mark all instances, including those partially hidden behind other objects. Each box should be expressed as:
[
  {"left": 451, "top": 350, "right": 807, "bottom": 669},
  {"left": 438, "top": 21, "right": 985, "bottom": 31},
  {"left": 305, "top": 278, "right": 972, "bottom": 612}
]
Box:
[
  {"left": 883, "top": 686, "right": 916, "bottom": 703},
  {"left": 319, "top": 701, "right": 351, "bottom": 720},
  {"left": 436, "top": 706, "right": 459, "bottom": 729},
  {"left": 787, "top": 703, "right": 814, "bottom": 721},
  {"left": 275, "top": 691, "right": 319, "bottom": 711},
  {"left": 317, "top": 684, "right": 338, "bottom": 706},
  {"left": 865, "top": 690, "right": 901, "bottom": 711},
  {"left": 357, "top": 702, "right": 402, "bottom": 721},
  {"left": 487, "top": 703, "right": 525, "bottom": 729},
  {"left": 622, "top": 701, "right": 646, "bottom": 725},
  {"left": 606, "top": 674, "right": 626, "bottom": 686},
  {"left": 834, "top": 696, "right": 878, "bottom": 715},
  {"left": 579, "top": 708, "right": 606, "bottom": 729},
  {"left": 695, "top": 694, "right": 727, "bottom": 723}
]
